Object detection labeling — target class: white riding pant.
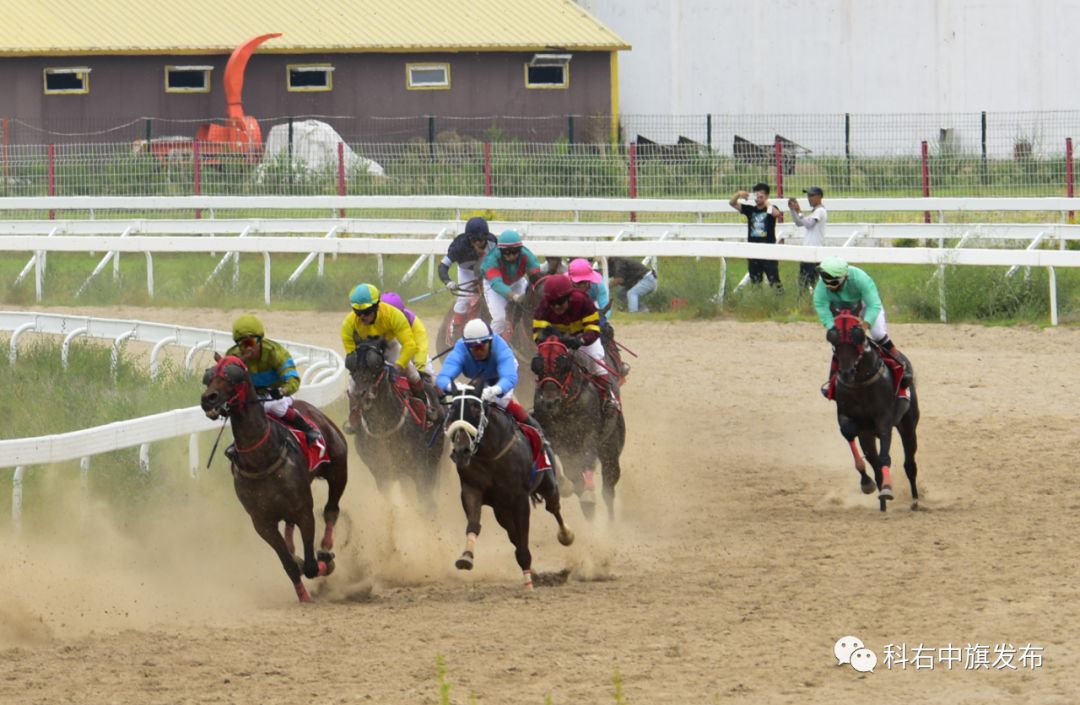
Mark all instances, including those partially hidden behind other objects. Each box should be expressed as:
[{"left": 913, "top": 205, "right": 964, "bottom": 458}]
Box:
[
  {"left": 384, "top": 340, "right": 423, "bottom": 383},
  {"left": 483, "top": 278, "right": 529, "bottom": 337},
  {"left": 575, "top": 338, "right": 608, "bottom": 377},
  {"left": 262, "top": 395, "right": 294, "bottom": 418},
  {"left": 868, "top": 308, "right": 889, "bottom": 343},
  {"left": 453, "top": 266, "right": 481, "bottom": 315}
]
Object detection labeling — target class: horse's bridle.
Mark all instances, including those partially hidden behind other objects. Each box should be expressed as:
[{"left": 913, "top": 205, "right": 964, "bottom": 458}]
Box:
[
  {"left": 535, "top": 338, "right": 585, "bottom": 403},
  {"left": 202, "top": 357, "right": 252, "bottom": 418},
  {"left": 444, "top": 391, "right": 490, "bottom": 457}
]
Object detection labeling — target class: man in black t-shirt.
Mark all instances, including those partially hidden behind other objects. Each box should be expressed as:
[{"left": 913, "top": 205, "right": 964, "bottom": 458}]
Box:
[
  {"left": 608, "top": 257, "right": 657, "bottom": 313},
  {"left": 729, "top": 182, "right": 783, "bottom": 290}
]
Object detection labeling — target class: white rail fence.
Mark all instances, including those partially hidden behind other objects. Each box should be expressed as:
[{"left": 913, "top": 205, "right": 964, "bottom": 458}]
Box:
[{"left": 0, "top": 312, "right": 346, "bottom": 530}]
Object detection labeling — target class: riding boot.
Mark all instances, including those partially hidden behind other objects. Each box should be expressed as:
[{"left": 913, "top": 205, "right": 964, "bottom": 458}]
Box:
[
  {"left": 822, "top": 356, "right": 839, "bottom": 399},
  {"left": 506, "top": 399, "right": 557, "bottom": 472},
  {"left": 409, "top": 376, "right": 437, "bottom": 424},
  {"left": 877, "top": 338, "right": 913, "bottom": 398},
  {"left": 595, "top": 374, "right": 622, "bottom": 414},
  {"left": 448, "top": 311, "right": 468, "bottom": 344},
  {"left": 283, "top": 407, "right": 323, "bottom": 447}
]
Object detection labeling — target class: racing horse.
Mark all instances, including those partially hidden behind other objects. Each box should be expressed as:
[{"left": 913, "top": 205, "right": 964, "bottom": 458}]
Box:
[
  {"left": 345, "top": 338, "right": 445, "bottom": 511},
  {"left": 531, "top": 336, "right": 626, "bottom": 520},
  {"left": 200, "top": 353, "right": 348, "bottom": 602},
  {"left": 826, "top": 311, "right": 920, "bottom": 512},
  {"left": 444, "top": 384, "right": 574, "bottom": 588}
]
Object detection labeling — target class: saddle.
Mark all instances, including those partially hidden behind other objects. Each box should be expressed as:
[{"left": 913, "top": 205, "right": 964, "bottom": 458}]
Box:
[{"left": 275, "top": 414, "right": 329, "bottom": 473}]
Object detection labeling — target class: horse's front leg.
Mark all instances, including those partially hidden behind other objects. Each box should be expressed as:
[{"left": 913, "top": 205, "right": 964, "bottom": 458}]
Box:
[
  {"left": 856, "top": 428, "right": 883, "bottom": 496},
  {"left": 839, "top": 413, "right": 873, "bottom": 494},
  {"left": 252, "top": 517, "right": 310, "bottom": 603},
  {"left": 455, "top": 483, "right": 483, "bottom": 570},
  {"left": 295, "top": 509, "right": 323, "bottom": 579},
  {"left": 874, "top": 421, "right": 896, "bottom": 510}
]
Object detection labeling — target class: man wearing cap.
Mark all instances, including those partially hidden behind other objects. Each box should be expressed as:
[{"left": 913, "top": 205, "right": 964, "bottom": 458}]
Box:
[{"left": 788, "top": 187, "right": 828, "bottom": 291}]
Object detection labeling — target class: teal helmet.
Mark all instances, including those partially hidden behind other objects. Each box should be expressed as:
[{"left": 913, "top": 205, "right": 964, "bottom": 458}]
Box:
[
  {"left": 497, "top": 230, "right": 523, "bottom": 249},
  {"left": 349, "top": 283, "right": 381, "bottom": 312}
]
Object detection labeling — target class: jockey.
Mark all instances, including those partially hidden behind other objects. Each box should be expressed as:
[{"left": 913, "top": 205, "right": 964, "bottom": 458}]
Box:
[
  {"left": 341, "top": 283, "right": 436, "bottom": 421},
  {"left": 481, "top": 229, "right": 543, "bottom": 339},
  {"left": 533, "top": 273, "right": 621, "bottom": 413},
  {"left": 814, "top": 256, "right": 912, "bottom": 400},
  {"left": 380, "top": 291, "right": 435, "bottom": 377},
  {"left": 226, "top": 314, "right": 323, "bottom": 446},
  {"left": 438, "top": 216, "right": 498, "bottom": 340},
  {"left": 436, "top": 318, "right": 553, "bottom": 452},
  {"left": 567, "top": 257, "right": 629, "bottom": 378}
]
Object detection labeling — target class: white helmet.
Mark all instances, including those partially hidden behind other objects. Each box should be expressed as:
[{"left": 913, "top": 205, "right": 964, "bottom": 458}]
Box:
[{"left": 462, "top": 319, "right": 493, "bottom": 344}]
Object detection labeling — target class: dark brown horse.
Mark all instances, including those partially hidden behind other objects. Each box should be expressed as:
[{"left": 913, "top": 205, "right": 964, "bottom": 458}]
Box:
[
  {"left": 345, "top": 339, "right": 445, "bottom": 511},
  {"left": 443, "top": 384, "right": 574, "bottom": 589},
  {"left": 531, "top": 337, "right": 626, "bottom": 520},
  {"left": 201, "top": 354, "right": 349, "bottom": 601},
  {"left": 827, "top": 311, "right": 920, "bottom": 512}
]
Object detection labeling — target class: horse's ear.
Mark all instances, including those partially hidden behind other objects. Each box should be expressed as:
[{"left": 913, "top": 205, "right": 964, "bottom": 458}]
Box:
[
  {"left": 530, "top": 355, "right": 544, "bottom": 376},
  {"left": 213, "top": 351, "right": 223, "bottom": 362},
  {"left": 201, "top": 367, "right": 214, "bottom": 385},
  {"left": 851, "top": 326, "right": 866, "bottom": 345},
  {"left": 826, "top": 327, "right": 840, "bottom": 345},
  {"left": 223, "top": 364, "right": 246, "bottom": 384}
]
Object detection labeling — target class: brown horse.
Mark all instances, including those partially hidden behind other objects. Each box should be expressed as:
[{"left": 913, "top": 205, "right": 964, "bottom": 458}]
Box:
[
  {"left": 345, "top": 338, "right": 445, "bottom": 512},
  {"left": 200, "top": 353, "right": 349, "bottom": 601},
  {"left": 531, "top": 336, "right": 626, "bottom": 520},
  {"left": 827, "top": 311, "right": 920, "bottom": 512},
  {"left": 443, "top": 384, "right": 574, "bottom": 589}
]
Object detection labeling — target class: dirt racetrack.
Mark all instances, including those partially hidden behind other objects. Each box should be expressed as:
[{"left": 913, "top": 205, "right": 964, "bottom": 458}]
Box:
[{"left": 1, "top": 306, "right": 1079, "bottom": 704}]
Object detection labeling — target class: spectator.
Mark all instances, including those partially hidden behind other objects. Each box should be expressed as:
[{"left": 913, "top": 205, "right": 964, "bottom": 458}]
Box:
[
  {"left": 608, "top": 257, "right": 657, "bottom": 313},
  {"left": 729, "top": 182, "right": 783, "bottom": 290},
  {"left": 544, "top": 256, "right": 568, "bottom": 276},
  {"left": 788, "top": 186, "right": 828, "bottom": 291}
]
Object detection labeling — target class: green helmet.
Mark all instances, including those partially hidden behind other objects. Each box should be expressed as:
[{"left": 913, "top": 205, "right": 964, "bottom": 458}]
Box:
[
  {"left": 350, "top": 283, "right": 381, "bottom": 312},
  {"left": 497, "top": 230, "right": 523, "bottom": 249},
  {"left": 817, "top": 257, "right": 849, "bottom": 279},
  {"left": 232, "top": 314, "right": 265, "bottom": 341}
]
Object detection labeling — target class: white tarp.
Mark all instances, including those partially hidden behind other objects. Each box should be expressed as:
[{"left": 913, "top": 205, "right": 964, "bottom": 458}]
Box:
[{"left": 260, "top": 119, "right": 384, "bottom": 179}]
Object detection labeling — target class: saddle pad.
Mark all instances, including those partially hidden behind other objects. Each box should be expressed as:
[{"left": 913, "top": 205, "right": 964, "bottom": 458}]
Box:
[
  {"left": 274, "top": 415, "right": 329, "bottom": 472},
  {"left": 516, "top": 423, "right": 551, "bottom": 472}
]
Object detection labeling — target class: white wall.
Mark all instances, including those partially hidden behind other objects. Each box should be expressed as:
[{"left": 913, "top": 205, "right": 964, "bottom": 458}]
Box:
[{"left": 578, "top": 0, "right": 1079, "bottom": 154}]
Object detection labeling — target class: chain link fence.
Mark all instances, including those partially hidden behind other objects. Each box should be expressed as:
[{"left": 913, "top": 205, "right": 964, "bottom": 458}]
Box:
[{"left": 2, "top": 112, "right": 1079, "bottom": 207}]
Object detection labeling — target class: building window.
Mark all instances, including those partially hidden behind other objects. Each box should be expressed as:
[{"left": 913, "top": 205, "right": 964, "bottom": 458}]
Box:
[
  {"left": 407, "top": 63, "right": 450, "bottom": 90},
  {"left": 165, "top": 65, "right": 212, "bottom": 93},
  {"left": 287, "top": 64, "right": 334, "bottom": 92},
  {"left": 525, "top": 54, "right": 571, "bottom": 89},
  {"left": 43, "top": 67, "right": 90, "bottom": 95}
]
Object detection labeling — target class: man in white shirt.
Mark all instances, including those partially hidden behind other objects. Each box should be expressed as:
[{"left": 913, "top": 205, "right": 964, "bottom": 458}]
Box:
[{"left": 788, "top": 186, "right": 828, "bottom": 291}]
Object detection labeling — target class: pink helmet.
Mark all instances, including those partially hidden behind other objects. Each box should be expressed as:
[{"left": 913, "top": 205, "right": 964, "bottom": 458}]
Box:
[{"left": 567, "top": 258, "right": 602, "bottom": 284}]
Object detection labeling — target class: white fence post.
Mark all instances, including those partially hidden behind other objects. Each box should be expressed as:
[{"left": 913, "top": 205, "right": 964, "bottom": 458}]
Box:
[{"left": 12, "top": 466, "right": 25, "bottom": 532}]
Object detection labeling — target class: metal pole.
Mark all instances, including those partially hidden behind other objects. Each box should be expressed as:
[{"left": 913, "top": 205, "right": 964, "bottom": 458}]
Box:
[
  {"left": 47, "top": 143, "right": 56, "bottom": 220},
  {"left": 921, "top": 140, "right": 931, "bottom": 223},
  {"left": 484, "top": 142, "right": 492, "bottom": 197},
  {"left": 568, "top": 115, "right": 575, "bottom": 145},
  {"left": 194, "top": 140, "right": 202, "bottom": 219},
  {"left": 844, "top": 112, "right": 851, "bottom": 188},
  {"left": 706, "top": 113, "right": 712, "bottom": 151},
  {"left": 980, "top": 110, "right": 988, "bottom": 185},
  {"left": 1066, "top": 137, "right": 1074, "bottom": 223},
  {"left": 287, "top": 116, "right": 294, "bottom": 187},
  {"left": 337, "top": 141, "right": 346, "bottom": 218},
  {"left": 628, "top": 142, "right": 637, "bottom": 223}
]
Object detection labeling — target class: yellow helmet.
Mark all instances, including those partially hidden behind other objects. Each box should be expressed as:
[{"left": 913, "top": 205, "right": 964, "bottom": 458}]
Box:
[{"left": 231, "top": 314, "right": 265, "bottom": 341}]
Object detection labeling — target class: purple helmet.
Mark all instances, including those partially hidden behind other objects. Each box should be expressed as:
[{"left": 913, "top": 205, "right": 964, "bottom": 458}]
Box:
[{"left": 381, "top": 291, "right": 405, "bottom": 310}]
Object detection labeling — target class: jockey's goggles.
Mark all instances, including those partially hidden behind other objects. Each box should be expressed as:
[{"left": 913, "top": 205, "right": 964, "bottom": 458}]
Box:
[
  {"left": 549, "top": 294, "right": 571, "bottom": 307},
  {"left": 501, "top": 247, "right": 522, "bottom": 257},
  {"left": 465, "top": 339, "right": 491, "bottom": 351},
  {"left": 818, "top": 271, "right": 846, "bottom": 290},
  {"left": 234, "top": 335, "right": 261, "bottom": 346}
]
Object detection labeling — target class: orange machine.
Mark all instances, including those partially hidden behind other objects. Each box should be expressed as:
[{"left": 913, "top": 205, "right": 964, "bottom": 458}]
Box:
[{"left": 195, "top": 33, "right": 281, "bottom": 162}]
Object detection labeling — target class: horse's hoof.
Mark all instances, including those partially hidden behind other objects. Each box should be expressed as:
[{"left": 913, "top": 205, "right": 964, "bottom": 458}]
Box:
[
  {"left": 317, "top": 560, "right": 335, "bottom": 577},
  {"left": 879, "top": 485, "right": 894, "bottom": 501},
  {"left": 455, "top": 553, "right": 474, "bottom": 571},
  {"left": 911, "top": 500, "right": 921, "bottom": 511},
  {"left": 558, "top": 527, "right": 575, "bottom": 546},
  {"left": 860, "top": 476, "right": 875, "bottom": 495},
  {"left": 580, "top": 488, "right": 596, "bottom": 505},
  {"left": 303, "top": 561, "right": 320, "bottom": 580}
]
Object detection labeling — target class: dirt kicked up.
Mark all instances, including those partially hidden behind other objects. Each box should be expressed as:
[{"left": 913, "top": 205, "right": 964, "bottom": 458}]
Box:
[{"left": 1, "top": 306, "right": 1078, "bottom": 704}]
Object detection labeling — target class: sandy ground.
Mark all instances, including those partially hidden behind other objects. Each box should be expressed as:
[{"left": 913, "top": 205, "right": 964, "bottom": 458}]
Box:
[{"left": 1, "top": 305, "right": 1079, "bottom": 704}]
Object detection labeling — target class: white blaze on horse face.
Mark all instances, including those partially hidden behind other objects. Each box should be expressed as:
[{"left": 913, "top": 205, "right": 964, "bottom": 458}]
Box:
[
  {"left": 834, "top": 636, "right": 864, "bottom": 665},
  {"left": 850, "top": 647, "right": 877, "bottom": 673}
]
